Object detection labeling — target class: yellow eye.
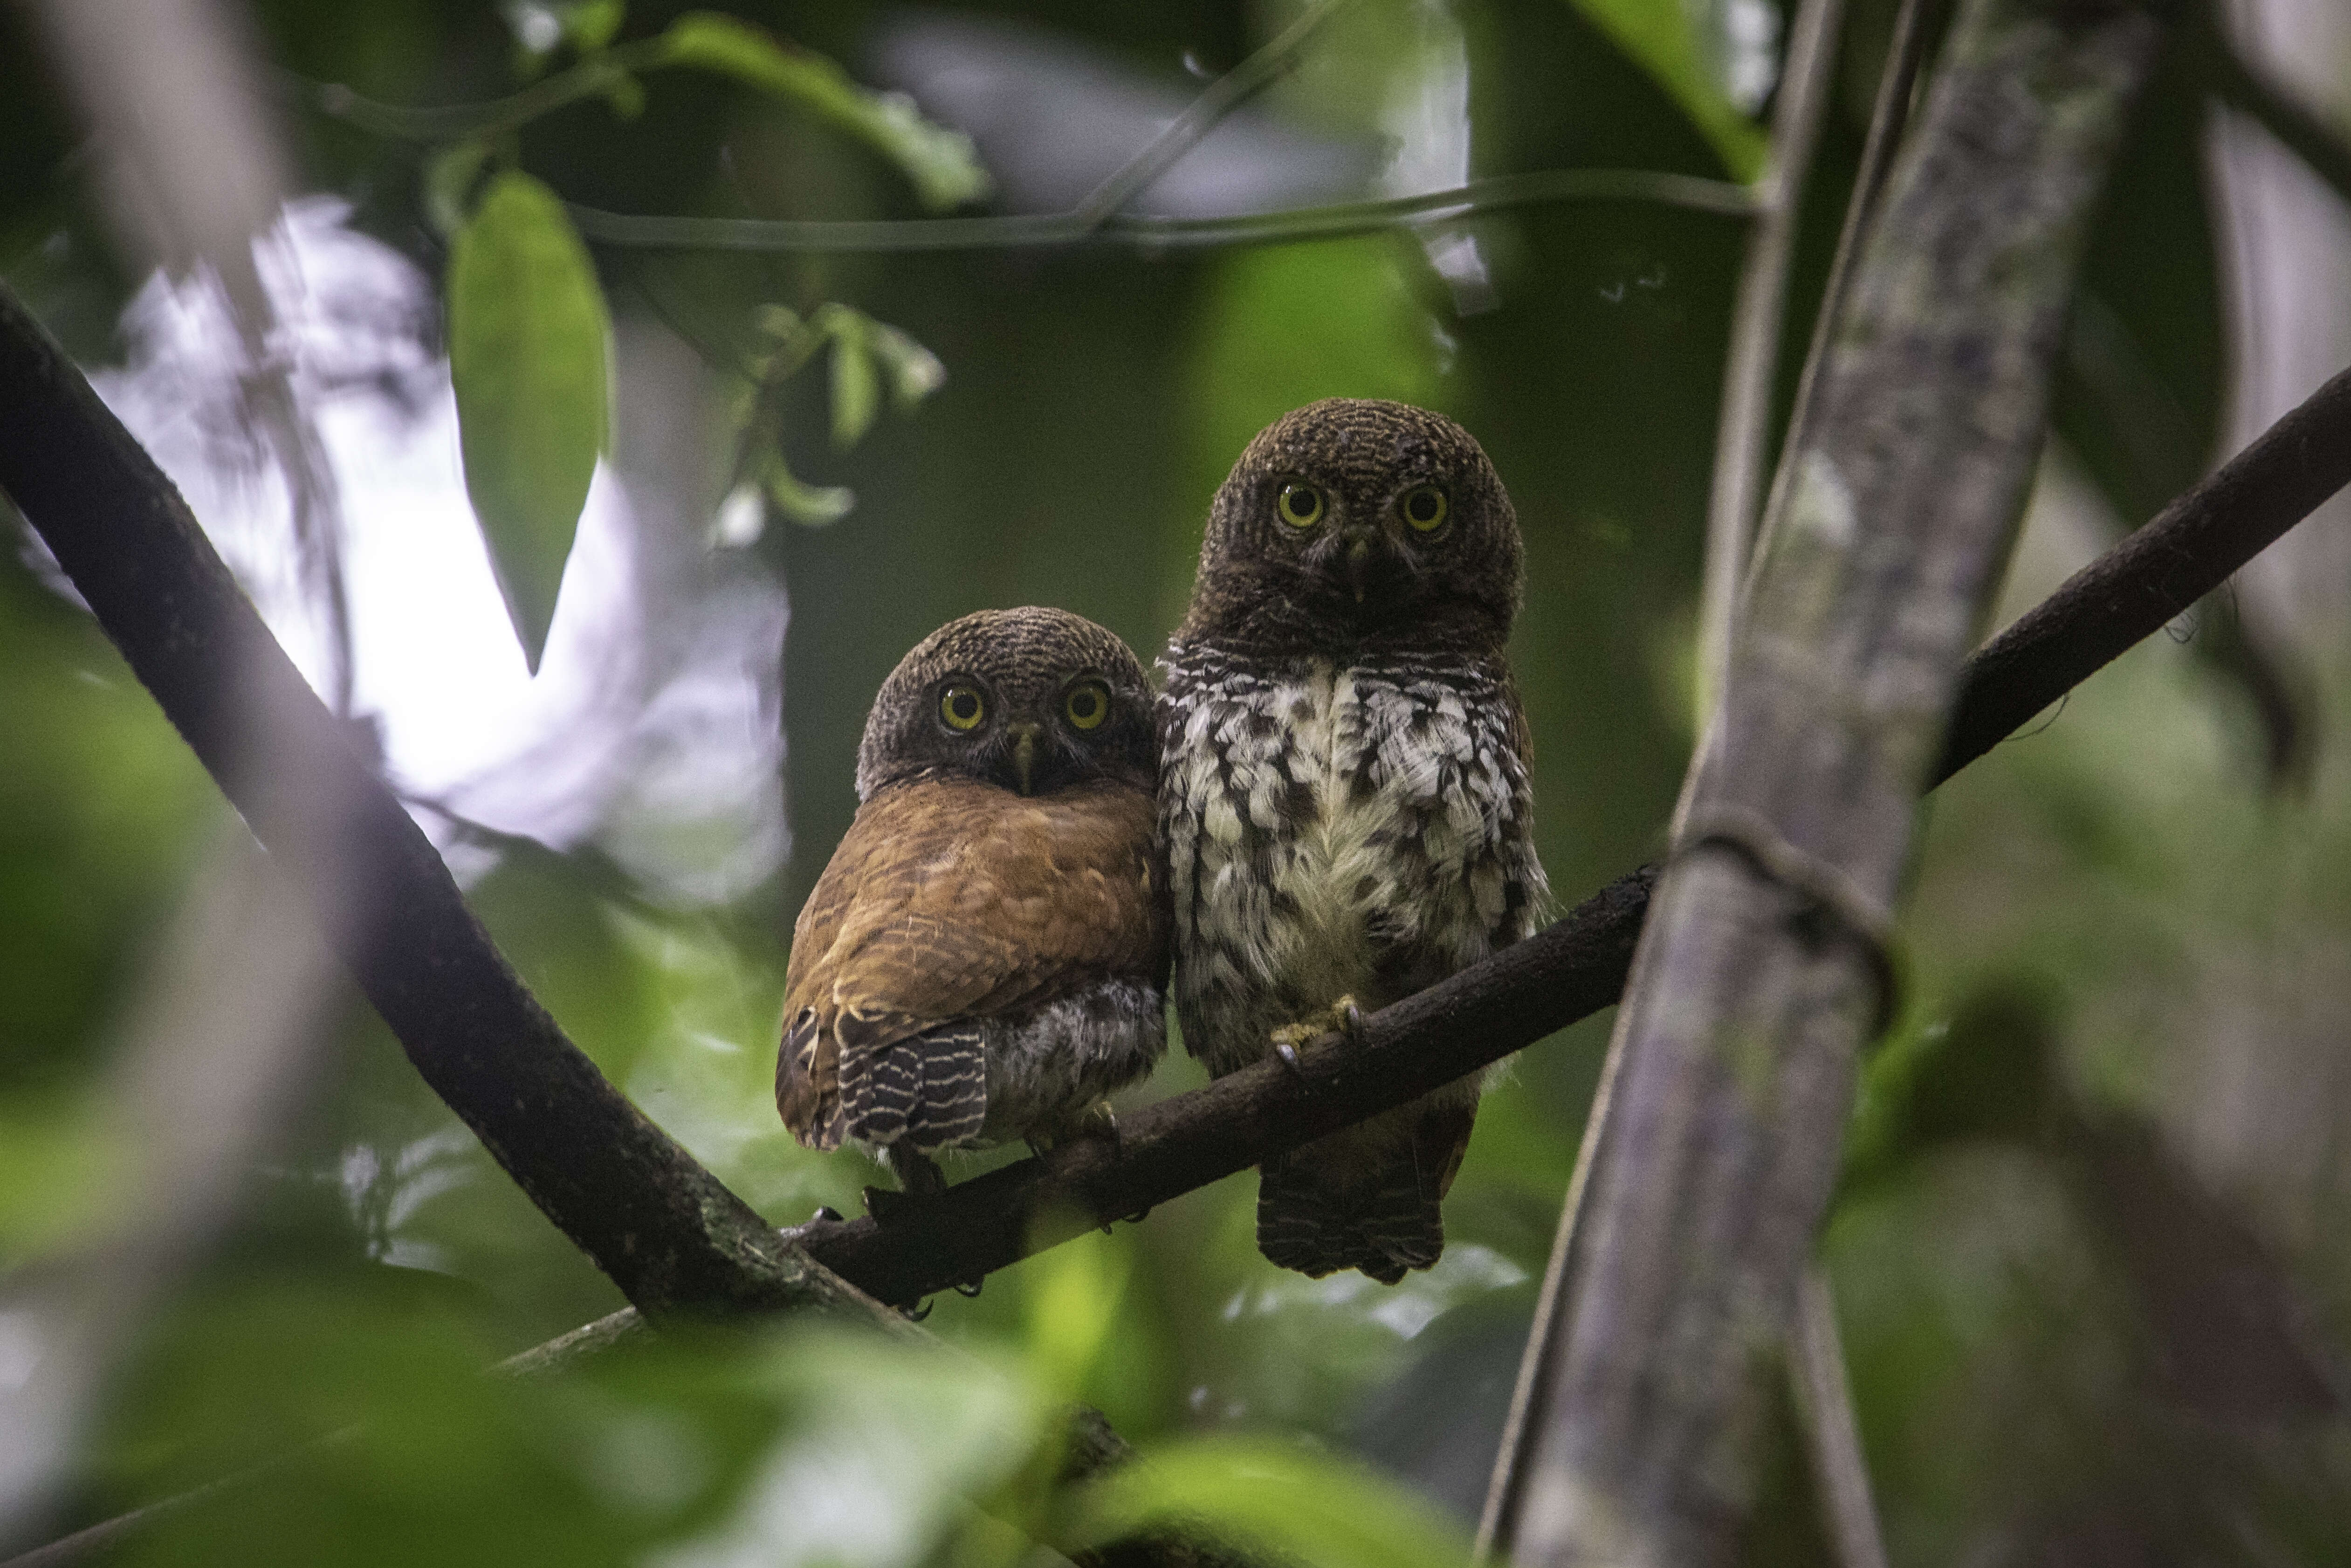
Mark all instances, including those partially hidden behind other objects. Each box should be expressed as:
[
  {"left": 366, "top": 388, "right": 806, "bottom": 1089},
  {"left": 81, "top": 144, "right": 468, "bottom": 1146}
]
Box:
[
  {"left": 1276, "top": 482, "right": 1325, "bottom": 529},
  {"left": 1401, "top": 484, "right": 1449, "bottom": 532},
  {"left": 1064, "top": 680, "right": 1111, "bottom": 730},
  {"left": 940, "top": 685, "right": 985, "bottom": 731}
]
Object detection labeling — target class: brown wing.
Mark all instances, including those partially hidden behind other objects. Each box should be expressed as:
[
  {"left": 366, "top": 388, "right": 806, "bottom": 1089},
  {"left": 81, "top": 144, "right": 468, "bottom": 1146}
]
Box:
[{"left": 775, "top": 774, "right": 1166, "bottom": 1149}]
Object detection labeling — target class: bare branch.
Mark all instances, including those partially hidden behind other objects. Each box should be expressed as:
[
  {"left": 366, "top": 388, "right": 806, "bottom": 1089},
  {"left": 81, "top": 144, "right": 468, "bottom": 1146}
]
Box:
[
  {"left": 561, "top": 168, "right": 1760, "bottom": 255},
  {"left": 1068, "top": 0, "right": 1356, "bottom": 230},
  {"left": 2194, "top": 0, "right": 2351, "bottom": 218},
  {"left": 1789, "top": 1265, "right": 1889, "bottom": 1568},
  {"left": 1695, "top": 0, "right": 1847, "bottom": 709}
]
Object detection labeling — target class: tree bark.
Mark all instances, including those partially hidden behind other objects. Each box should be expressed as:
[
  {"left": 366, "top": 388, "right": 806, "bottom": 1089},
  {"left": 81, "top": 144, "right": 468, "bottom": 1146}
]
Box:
[{"left": 1483, "top": 1, "right": 2165, "bottom": 1562}]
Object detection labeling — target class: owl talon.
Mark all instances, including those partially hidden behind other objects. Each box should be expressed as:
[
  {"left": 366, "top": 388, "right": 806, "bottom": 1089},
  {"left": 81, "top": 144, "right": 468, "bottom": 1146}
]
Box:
[
  {"left": 1272, "top": 1038, "right": 1308, "bottom": 1080},
  {"left": 1333, "top": 995, "right": 1366, "bottom": 1043},
  {"left": 884, "top": 1143, "right": 947, "bottom": 1198}
]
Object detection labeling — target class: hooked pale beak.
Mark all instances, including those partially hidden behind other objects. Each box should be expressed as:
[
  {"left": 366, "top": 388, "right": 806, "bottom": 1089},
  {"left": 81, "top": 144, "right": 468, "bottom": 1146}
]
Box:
[
  {"left": 1007, "top": 721, "right": 1043, "bottom": 796},
  {"left": 1346, "top": 536, "right": 1374, "bottom": 603}
]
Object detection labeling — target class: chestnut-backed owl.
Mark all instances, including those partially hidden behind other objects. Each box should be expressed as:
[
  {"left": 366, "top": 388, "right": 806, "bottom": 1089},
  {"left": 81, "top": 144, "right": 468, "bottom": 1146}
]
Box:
[
  {"left": 778, "top": 607, "right": 1168, "bottom": 1195},
  {"left": 1160, "top": 399, "right": 1548, "bottom": 1282}
]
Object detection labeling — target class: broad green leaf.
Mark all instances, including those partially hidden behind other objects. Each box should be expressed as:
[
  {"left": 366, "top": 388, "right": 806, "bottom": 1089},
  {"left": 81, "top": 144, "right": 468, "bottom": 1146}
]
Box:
[
  {"left": 447, "top": 170, "right": 612, "bottom": 670},
  {"left": 1566, "top": 0, "right": 1767, "bottom": 181},
  {"left": 1066, "top": 1438, "right": 1473, "bottom": 1568},
  {"left": 660, "top": 12, "right": 991, "bottom": 209}
]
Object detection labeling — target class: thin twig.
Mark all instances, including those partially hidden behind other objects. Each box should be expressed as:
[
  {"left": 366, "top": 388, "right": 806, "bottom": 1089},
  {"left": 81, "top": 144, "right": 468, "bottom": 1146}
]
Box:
[
  {"left": 1695, "top": 0, "right": 1847, "bottom": 711},
  {"left": 1749, "top": 0, "right": 1944, "bottom": 579},
  {"left": 1790, "top": 1264, "right": 1890, "bottom": 1568},
  {"left": 2193, "top": 0, "right": 2351, "bottom": 217},
  {"left": 564, "top": 167, "right": 1759, "bottom": 255},
  {"left": 1070, "top": 0, "right": 1357, "bottom": 230},
  {"left": 299, "top": 46, "right": 667, "bottom": 143}
]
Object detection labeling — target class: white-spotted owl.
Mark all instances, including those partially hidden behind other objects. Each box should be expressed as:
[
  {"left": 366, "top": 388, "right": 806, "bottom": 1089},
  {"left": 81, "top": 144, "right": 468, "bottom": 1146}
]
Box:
[{"left": 1160, "top": 400, "right": 1548, "bottom": 1282}]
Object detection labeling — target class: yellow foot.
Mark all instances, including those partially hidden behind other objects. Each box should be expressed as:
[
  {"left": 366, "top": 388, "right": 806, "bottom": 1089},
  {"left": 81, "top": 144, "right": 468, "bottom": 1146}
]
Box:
[
  {"left": 1268, "top": 996, "right": 1367, "bottom": 1077},
  {"left": 1028, "top": 1101, "right": 1120, "bottom": 1160}
]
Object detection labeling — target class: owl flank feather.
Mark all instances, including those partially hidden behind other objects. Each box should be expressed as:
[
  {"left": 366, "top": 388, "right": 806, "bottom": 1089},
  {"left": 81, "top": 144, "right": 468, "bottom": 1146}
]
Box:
[{"left": 1161, "top": 399, "right": 1548, "bottom": 1282}]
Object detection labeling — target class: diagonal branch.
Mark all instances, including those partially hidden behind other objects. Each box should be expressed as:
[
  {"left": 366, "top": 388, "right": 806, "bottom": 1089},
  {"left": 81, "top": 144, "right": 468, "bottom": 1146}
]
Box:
[{"left": 0, "top": 281, "right": 882, "bottom": 1330}]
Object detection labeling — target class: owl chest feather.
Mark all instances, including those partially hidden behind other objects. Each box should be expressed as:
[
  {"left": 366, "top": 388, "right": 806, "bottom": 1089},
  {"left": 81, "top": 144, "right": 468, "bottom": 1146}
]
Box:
[{"left": 1162, "top": 646, "right": 1541, "bottom": 1078}]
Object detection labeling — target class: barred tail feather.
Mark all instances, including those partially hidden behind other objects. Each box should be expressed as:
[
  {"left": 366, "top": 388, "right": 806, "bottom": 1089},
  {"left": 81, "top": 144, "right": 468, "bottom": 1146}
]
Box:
[
  {"left": 843, "top": 1023, "right": 988, "bottom": 1153},
  {"left": 1257, "top": 1157, "right": 1440, "bottom": 1285},
  {"left": 1255, "top": 1101, "right": 1475, "bottom": 1285}
]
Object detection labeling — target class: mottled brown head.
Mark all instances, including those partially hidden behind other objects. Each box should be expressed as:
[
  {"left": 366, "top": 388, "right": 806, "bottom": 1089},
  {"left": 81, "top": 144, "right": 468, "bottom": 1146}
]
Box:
[
  {"left": 856, "top": 607, "right": 1156, "bottom": 802},
  {"left": 1175, "top": 399, "right": 1522, "bottom": 656}
]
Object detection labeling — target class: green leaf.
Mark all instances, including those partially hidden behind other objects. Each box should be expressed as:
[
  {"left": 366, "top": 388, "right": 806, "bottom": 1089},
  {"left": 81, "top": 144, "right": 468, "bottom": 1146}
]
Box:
[
  {"left": 601, "top": 72, "right": 646, "bottom": 120},
  {"left": 868, "top": 321, "right": 947, "bottom": 411},
  {"left": 424, "top": 141, "right": 493, "bottom": 239},
  {"left": 1066, "top": 1438, "right": 1473, "bottom": 1568},
  {"left": 824, "top": 318, "right": 878, "bottom": 449},
  {"left": 659, "top": 12, "right": 991, "bottom": 209},
  {"left": 761, "top": 456, "right": 854, "bottom": 526},
  {"left": 1022, "top": 1230, "right": 1126, "bottom": 1405},
  {"left": 1565, "top": 0, "right": 1767, "bottom": 181},
  {"left": 564, "top": 0, "right": 625, "bottom": 52},
  {"left": 447, "top": 170, "right": 613, "bottom": 670}
]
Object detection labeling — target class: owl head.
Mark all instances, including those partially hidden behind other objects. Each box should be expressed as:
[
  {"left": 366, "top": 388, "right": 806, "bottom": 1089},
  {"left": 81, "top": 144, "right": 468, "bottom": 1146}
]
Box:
[
  {"left": 856, "top": 607, "right": 1157, "bottom": 802},
  {"left": 1176, "top": 399, "right": 1523, "bottom": 654}
]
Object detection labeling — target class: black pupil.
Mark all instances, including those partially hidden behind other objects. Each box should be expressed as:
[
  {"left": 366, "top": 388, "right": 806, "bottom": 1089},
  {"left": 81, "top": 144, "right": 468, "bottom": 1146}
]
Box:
[
  {"left": 950, "top": 693, "right": 977, "bottom": 721},
  {"left": 1410, "top": 491, "right": 1438, "bottom": 521},
  {"left": 1285, "top": 488, "right": 1312, "bottom": 516},
  {"left": 1073, "top": 692, "right": 1098, "bottom": 718}
]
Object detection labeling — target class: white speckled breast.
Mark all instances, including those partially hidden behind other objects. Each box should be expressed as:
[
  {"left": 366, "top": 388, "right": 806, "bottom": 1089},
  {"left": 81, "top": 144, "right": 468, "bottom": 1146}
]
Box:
[{"left": 1160, "top": 642, "right": 1546, "bottom": 1080}]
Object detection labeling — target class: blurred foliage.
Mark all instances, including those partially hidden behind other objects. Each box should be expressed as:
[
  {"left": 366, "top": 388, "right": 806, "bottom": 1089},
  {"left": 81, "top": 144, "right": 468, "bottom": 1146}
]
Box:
[{"left": 4, "top": 0, "right": 2351, "bottom": 1564}]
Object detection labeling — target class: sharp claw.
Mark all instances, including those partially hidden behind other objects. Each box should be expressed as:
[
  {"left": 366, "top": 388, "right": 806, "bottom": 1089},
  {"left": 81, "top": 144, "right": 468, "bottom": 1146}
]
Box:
[
  {"left": 952, "top": 1278, "right": 984, "bottom": 1298},
  {"left": 1273, "top": 1038, "right": 1307, "bottom": 1079},
  {"left": 1335, "top": 996, "right": 1367, "bottom": 1042},
  {"left": 811, "top": 1205, "right": 844, "bottom": 1224},
  {"left": 904, "top": 1299, "right": 934, "bottom": 1322}
]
